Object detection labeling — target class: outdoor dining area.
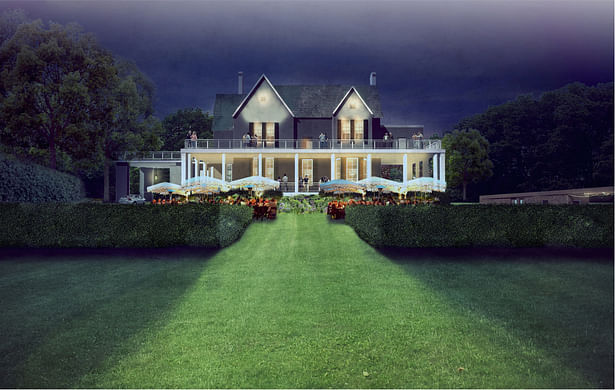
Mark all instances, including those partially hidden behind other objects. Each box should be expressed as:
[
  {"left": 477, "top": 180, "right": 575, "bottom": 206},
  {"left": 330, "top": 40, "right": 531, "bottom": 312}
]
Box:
[
  {"left": 147, "top": 175, "right": 281, "bottom": 219},
  {"left": 321, "top": 176, "right": 446, "bottom": 219},
  {"left": 146, "top": 175, "right": 445, "bottom": 220}
]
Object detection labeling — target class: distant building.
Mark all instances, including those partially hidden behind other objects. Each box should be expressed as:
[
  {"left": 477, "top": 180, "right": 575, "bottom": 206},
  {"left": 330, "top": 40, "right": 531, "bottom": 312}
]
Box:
[{"left": 479, "top": 187, "right": 614, "bottom": 205}]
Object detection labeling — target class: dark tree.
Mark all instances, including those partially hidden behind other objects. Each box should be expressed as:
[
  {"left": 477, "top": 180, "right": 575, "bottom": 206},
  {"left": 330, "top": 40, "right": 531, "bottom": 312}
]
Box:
[{"left": 161, "top": 107, "right": 212, "bottom": 150}]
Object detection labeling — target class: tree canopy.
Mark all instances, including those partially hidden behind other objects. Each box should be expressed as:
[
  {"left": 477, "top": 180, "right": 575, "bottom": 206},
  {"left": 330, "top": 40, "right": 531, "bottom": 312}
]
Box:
[
  {"left": 442, "top": 129, "right": 493, "bottom": 201},
  {"left": 0, "top": 10, "right": 163, "bottom": 200},
  {"left": 161, "top": 107, "right": 212, "bottom": 150},
  {"left": 453, "top": 82, "right": 613, "bottom": 196}
]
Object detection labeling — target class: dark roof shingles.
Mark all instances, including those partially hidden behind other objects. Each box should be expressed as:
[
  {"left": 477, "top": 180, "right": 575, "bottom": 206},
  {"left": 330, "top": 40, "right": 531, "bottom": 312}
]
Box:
[{"left": 212, "top": 84, "right": 383, "bottom": 132}]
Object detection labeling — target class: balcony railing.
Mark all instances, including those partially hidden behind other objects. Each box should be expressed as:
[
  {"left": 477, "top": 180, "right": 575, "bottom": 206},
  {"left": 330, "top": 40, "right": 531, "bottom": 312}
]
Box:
[
  {"left": 184, "top": 138, "right": 442, "bottom": 150},
  {"left": 114, "top": 151, "right": 181, "bottom": 161}
]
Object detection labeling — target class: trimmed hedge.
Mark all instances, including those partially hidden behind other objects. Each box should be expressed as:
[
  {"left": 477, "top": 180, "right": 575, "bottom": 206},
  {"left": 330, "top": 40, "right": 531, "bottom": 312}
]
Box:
[
  {"left": 346, "top": 205, "right": 614, "bottom": 248},
  {"left": 0, "top": 203, "right": 252, "bottom": 248},
  {"left": 0, "top": 153, "right": 83, "bottom": 202}
]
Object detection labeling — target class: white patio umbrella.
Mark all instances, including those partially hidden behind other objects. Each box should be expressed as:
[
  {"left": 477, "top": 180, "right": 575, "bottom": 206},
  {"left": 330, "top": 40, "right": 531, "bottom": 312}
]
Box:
[
  {"left": 229, "top": 176, "right": 279, "bottom": 196},
  {"left": 147, "top": 182, "right": 183, "bottom": 195},
  {"left": 183, "top": 176, "right": 229, "bottom": 193},
  {"left": 403, "top": 177, "right": 436, "bottom": 193},
  {"left": 357, "top": 176, "right": 404, "bottom": 193}
]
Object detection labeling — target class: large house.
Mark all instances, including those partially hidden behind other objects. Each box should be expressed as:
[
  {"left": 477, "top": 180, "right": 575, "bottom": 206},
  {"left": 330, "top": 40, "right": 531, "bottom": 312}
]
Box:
[
  {"left": 180, "top": 72, "right": 445, "bottom": 192},
  {"left": 115, "top": 72, "right": 446, "bottom": 199}
]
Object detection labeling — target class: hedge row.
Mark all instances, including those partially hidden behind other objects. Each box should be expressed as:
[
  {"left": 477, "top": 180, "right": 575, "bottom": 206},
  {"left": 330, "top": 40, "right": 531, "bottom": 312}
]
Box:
[
  {"left": 0, "top": 203, "right": 253, "bottom": 248},
  {"left": 0, "top": 153, "right": 83, "bottom": 202},
  {"left": 345, "top": 205, "right": 614, "bottom": 248}
]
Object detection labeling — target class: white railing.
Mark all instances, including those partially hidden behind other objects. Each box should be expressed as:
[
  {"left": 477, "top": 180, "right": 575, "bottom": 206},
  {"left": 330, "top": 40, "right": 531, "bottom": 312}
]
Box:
[
  {"left": 114, "top": 151, "right": 181, "bottom": 161},
  {"left": 184, "top": 138, "right": 442, "bottom": 150}
]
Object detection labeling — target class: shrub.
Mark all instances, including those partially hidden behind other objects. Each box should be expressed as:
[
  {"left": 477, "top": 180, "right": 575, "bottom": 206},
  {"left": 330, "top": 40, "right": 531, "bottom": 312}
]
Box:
[
  {"left": 0, "top": 153, "right": 83, "bottom": 202},
  {"left": 278, "top": 195, "right": 332, "bottom": 214},
  {"left": 0, "top": 203, "right": 252, "bottom": 248},
  {"left": 345, "top": 205, "right": 614, "bottom": 248}
]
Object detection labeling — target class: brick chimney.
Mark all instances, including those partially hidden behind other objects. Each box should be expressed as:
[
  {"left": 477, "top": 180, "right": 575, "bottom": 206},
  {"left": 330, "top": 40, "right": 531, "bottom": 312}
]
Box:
[
  {"left": 238, "top": 71, "right": 244, "bottom": 94},
  {"left": 370, "top": 72, "right": 376, "bottom": 86}
]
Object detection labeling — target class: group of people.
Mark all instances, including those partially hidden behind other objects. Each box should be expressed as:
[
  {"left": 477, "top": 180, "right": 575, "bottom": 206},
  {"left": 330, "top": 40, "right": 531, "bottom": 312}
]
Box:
[{"left": 242, "top": 133, "right": 259, "bottom": 148}]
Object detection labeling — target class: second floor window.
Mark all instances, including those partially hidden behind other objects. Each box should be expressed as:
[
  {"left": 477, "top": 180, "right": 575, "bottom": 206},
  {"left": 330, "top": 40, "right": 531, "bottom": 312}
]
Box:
[
  {"left": 265, "top": 122, "right": 275, "bottom": 147},
  {"left": 341, "top": 120, "right": 351, "bottom": 140},
  {"left": 354, "top": 120, "right": 364, "bottom": 140}
]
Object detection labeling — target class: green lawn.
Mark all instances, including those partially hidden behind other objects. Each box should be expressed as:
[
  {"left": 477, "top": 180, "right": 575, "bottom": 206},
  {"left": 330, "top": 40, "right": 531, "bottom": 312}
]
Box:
[{"left": 0, "top": 214, "right": 612, "bottom": 388}]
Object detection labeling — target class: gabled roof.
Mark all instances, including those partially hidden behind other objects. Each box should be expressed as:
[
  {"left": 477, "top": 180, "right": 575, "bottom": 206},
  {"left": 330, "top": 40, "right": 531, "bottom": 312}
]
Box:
[
  {"left": 212, "top": 93, "right": 246, "bottom": 132},
  {"left": 232, "top": 74, "right": 295, "bottom": 118},
  {"left": 275, "top": 84, "right": 382, "bottom": 118},
  {"left": 212, "top": 76, "right": 384, "bottom": 132},
  {"left": 331, "top": 87, "right": 374, "bottom": 116}
]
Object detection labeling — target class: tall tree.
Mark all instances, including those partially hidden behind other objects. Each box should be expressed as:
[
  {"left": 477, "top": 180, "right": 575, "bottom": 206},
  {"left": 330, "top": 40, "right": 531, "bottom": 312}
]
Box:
[
  {"left": 0, "top": 20, "right": 117, "bottom": 169},
  {"left": 0, "top": 15, "right": 163, "bottom": 201},
  {"left": 161, "top": 107, "right": 212, "bottom": 150},
  {"left": 454, "top": 82, "right": 613, "bottom": 194},
  {"left": 442, "top": 129, "right": 493, "bottom": 201}
]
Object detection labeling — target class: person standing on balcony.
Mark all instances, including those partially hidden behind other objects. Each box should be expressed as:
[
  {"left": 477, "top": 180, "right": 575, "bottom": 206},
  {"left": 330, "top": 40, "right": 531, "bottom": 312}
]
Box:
[
  {"left": 319, "top": 132, "right": 326, "bottom": 149},
  {"left": 253, "top": 134, "right": 259, "bottom": 148},
  {"left": 282, "top": 173, "right": 288, "bottom": 191},
  {"left": 190, "top": 131, "right": 198, "bottom": 148}
]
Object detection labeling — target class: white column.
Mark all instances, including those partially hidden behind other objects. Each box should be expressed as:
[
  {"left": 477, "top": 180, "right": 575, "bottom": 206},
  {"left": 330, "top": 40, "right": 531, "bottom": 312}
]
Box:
[
  {"left": 294, "top": 153, "right": 299, "bottom": 193},
  {"left": 181, "top": 154, "right": 185, "bottom": 185},
  {"left": 403, "top": 154, "right": 408, "bottom": 182},
  {"left": 433, "top": 153, "right": 438, "bottom": 179},
  {"left": 187, "top": 153, "right": 191, "bottom": 179},
  {"left": 330, "top": 153, "right": 335, "bottom": 180},
  {"left": 367, "top": 154, "right": 372, "bottom": 177},
  {"left": 201, "top": 162, "right": 206, "bottom": 177},
  {"left": 193, "top": 157, "right": 198, "bottom": 178},
  {"left": 222, "top": 153, "right": 226, "bottom": 181},
  {"left": 439, "top": 153, "right": 446, "bottom": 184},
  {"left": 210, "top": 166, "right": 214, "bottom": 177},
  {"left": 258, "top": 153, "right": 262, "bottom": 176}
]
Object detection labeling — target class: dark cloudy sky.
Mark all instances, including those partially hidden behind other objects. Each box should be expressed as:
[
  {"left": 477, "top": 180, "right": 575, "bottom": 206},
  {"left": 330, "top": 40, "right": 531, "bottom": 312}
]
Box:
[{"left": 2, "top": 0, "right": 613, "bottom": 134}]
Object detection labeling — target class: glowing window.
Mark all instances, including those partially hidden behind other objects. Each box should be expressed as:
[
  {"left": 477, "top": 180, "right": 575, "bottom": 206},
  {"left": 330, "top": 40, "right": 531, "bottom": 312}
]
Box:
[
  {"left": 361, "top": 158, "right": 367, "bottom": 180},
  {"left": 302, "top": 159, "right": 313, "bottom": 186},
  {"left": 252, "top": 122, "right": 262, "bottom": 138},
  {"left": 354, "top": 120, "right": 364, "bottom": 140},
  {"left": 347, "top": 158, "right": 358, "bottom": 182},
  {"left": 341, "top": 120, "right": 351, "bottom": 140},
  {"left": 335, "top": 158, "right": 341, "bottom": 180},
  {"left": 266, "top": 122, "right": 275, "bottom": 147},
  {"left": 252, "top": 156, "right": 258, "bottom": 176},
  {"left": 265, "top": 157, "right": 274, "bottom": 179}
]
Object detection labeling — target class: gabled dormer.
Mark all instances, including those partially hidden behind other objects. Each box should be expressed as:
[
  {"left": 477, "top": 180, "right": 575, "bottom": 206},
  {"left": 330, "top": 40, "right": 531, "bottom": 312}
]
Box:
[
  {"left": 332, "top": 87, "right": 374, "bottom": 118},
  {"left": 232, "top": 75, "right": 294, "bottom": 119},
  {"left": 332, "top": 87, "right": 374, "bottom": 141},
  {"left": 231, "top": 75, "right": 295, "bottom": 141}
]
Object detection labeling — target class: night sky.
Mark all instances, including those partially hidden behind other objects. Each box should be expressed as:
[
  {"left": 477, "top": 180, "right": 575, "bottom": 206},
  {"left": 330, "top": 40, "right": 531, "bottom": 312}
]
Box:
[{"left": 2, "top": 0, "right": 613, "bottom": 135}]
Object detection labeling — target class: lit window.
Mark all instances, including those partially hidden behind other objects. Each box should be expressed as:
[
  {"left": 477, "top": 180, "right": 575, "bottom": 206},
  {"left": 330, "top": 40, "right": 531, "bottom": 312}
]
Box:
[
  {"left": 336, "top": 158, "right": 341, "bottom": 180},
  {"left": 252, "top": 122, "right": 262, "bottom": 138},
  {"left": 252, "top": 156, "right": 258, "bottom": 176},
  {"left": 226, "top": 163, "right": 232, "bottom": 181},
  {"left": 341, "top": 120, "right": 351, "bottom": 140},
  {"left": 347, "top": 158, "right": 358, "bottom": 181},
  {"left": 266, "top": 122, "right": 275, "bottom": 147},
  {"left": 354, "top": 120, "right": 364, "bottom": 140},
  {"left": 361, "top": 158, "right": 367, "bottom": 179},
  {"left": 302, "top": 159, "right": 313, "bottom": 186},
  {"left": 265, "top": 157, "right": 274, "bottom": 179}
]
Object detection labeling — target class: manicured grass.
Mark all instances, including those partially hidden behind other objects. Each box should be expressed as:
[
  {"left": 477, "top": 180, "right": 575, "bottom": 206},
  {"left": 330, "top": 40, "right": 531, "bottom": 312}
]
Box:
[{"left": 0, "top": 214, "right": 612, "bottom": 388}]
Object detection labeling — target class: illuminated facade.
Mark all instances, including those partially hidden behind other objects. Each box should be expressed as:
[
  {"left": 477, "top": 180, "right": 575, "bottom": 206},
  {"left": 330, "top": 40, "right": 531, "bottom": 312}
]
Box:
[{"left": 181, "top": 73, "right": 446, "bottom": 193}]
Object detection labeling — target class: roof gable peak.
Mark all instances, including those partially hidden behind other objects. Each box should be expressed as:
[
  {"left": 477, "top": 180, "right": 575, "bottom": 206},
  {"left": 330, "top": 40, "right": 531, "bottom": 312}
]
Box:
[
  {"left": 232, "top": 74, "right": 295, "bottom": 118},
  {"left": 332, "top": 86, "right": 374, "bottom": 116}
]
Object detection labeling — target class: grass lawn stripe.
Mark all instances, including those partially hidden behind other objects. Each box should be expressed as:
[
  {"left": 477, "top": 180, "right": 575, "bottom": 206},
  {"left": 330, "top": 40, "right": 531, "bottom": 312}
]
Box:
[{"left": 0, "top": 214, "right": 612, "bottom": 388}]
